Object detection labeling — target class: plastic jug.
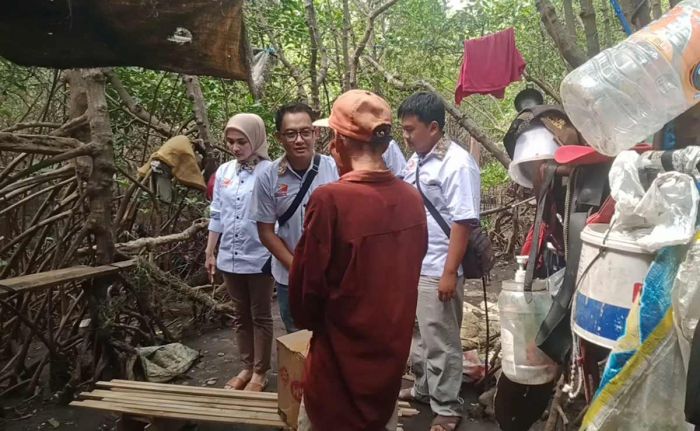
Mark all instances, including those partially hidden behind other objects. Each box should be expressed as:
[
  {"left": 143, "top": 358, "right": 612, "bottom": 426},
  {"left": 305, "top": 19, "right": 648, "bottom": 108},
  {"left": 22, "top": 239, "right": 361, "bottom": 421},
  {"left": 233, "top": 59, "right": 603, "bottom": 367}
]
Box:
[
  {"left": 498, "top": 256, "right": 559, "bottom": 385},
  {"left": 561, "top": 0, "right": 700, "bottom": 156}
]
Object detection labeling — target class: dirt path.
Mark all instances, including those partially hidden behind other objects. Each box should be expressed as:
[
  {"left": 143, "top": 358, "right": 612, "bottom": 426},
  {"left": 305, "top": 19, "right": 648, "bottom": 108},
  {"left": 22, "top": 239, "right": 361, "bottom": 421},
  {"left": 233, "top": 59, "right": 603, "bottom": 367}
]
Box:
[{"left": 2, "top": 263, "right": 541, "bottom": 431}]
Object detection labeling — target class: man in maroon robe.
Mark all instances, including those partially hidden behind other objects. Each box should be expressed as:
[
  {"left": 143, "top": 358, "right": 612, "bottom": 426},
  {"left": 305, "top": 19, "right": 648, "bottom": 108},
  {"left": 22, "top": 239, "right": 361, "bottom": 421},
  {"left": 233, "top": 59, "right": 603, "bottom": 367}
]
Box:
[{"left": 289, "top": 89, "right": 428, "bottom": 431}]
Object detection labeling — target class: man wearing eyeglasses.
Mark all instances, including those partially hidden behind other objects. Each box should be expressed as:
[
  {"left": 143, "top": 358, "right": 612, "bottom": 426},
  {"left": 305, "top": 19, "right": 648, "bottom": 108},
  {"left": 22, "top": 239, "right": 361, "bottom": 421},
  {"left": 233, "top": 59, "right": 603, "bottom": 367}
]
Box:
[{"left": 249, "top": 102, "right": 339, "bottom": 333}]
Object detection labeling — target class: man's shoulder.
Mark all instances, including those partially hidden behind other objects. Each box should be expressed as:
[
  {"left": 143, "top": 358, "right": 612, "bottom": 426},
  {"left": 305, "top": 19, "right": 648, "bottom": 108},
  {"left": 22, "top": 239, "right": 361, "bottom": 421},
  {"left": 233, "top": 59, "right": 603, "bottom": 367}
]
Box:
[{"left": 443, "top": 141, "right": 479, "bottom": 171}]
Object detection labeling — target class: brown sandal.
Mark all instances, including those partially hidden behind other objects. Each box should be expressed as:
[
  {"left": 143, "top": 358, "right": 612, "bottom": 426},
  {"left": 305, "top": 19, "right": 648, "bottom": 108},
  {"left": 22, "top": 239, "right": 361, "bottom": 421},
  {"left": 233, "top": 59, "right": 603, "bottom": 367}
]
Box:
[
  {"left": 224, "top": 375, "right": 251, "bottom": 390},
  {"left": 244, "top": 376, "right": 269, "bottom": 392},
  {"left": 430, "top": 415, "right": 461, "bottom": 431}
]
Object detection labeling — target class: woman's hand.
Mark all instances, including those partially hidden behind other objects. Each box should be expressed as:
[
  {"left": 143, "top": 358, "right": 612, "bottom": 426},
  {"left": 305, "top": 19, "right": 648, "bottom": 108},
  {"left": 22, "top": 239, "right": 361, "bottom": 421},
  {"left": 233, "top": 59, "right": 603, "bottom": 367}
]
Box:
[{"left": 205, "top": 251, "right": 217, "bottom": 283}]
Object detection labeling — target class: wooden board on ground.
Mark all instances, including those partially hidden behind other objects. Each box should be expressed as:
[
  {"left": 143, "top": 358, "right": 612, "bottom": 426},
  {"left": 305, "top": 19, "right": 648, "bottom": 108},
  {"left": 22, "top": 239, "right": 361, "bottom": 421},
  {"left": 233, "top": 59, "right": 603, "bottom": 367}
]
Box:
[
  {"left": 0, "top": 260, "right": 136, "bottom": 295},
  {"left": 73, "top": 379, "right": 418, "bottom": 429}
]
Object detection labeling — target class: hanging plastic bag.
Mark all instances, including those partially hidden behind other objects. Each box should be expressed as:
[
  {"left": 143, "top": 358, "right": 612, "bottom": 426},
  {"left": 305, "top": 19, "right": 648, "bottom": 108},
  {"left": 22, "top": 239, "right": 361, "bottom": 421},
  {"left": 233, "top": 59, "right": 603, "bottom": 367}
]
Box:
[{"left": 608, "top": 151, "right": 699, "bottom": 251}]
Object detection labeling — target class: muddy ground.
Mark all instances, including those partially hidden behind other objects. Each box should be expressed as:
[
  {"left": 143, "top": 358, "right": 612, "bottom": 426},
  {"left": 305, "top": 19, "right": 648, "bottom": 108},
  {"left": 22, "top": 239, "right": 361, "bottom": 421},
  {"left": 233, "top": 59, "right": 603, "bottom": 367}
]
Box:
[{"left": 2, "top": 262, "right": 551, "bottom": 431}]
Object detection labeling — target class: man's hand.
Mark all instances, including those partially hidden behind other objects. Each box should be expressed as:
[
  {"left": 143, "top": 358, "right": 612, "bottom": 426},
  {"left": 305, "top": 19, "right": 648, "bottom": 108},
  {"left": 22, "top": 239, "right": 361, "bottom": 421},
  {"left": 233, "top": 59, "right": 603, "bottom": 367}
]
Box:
[
  {"left": 438, "top": 271, "right": 458, "bottom": 302},
  {"left": 205, "top": 251, "right": 216, "bottom": 283}
]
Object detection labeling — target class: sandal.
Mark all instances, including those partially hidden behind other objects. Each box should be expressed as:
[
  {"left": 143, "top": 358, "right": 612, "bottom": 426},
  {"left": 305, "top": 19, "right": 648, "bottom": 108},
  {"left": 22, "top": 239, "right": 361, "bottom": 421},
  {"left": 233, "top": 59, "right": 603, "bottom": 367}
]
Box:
[
  {"left": 244, "top": 374, "right": 269, "bottom": 392},
  {"left": 224, "top": 373, "right": 251, "bottom": 390},
  {"left": 430, "top": 415, "right": 461, "bottom": 431}
]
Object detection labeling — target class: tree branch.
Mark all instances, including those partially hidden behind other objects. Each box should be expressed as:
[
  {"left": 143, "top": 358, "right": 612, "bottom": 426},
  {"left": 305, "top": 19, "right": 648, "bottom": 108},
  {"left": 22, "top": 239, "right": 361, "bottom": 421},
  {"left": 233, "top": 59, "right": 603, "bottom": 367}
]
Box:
[
  {"left": 116, "top": 219, "right": 208, "bottom": 254},
  {"left": 104, "top": 70, "right": 173, "bottom": 137},
  {"left": 2, "top": 122, "right": 61, "bottom": 133},
  {"left": 51, "top": 114, "right": 89, "bottom": 137},
  {"left": 536, "top": 0, "right": 588, "bottom": 69},
  {"left": 0, "top": 144, "right": 94, "bottom": 187},
  {"left": 0, "top": 133, "right": 83, "bottom": 155},
  {"left": 257, "top": 12, "right": 309, "bottom": 102},
  {"left": 362, "top": 56, "right": 511, "bottom": 168},
  {"left": 523, "top": 71, "right": 561, "bottom": 104},
  {"left": 350, "top": 0, "right": 400, "bottom": 88},
  {"left": 183, "top": 76, "right": 213, "bottom": 151},
  {"left": 304, "top": 0, "right": 323, "bottom": 110}
]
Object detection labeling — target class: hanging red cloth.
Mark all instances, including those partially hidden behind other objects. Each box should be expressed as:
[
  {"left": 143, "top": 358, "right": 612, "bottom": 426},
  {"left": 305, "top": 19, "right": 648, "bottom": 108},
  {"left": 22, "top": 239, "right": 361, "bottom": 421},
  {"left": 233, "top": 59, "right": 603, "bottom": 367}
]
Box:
[{"left": 455, "top": 27, "right": 526, "bottom": 104}]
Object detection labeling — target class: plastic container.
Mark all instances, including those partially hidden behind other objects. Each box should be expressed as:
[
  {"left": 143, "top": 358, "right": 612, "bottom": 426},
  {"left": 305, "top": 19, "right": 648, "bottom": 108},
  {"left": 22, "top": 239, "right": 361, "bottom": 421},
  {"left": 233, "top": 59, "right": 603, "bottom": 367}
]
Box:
[
  {"left": 498, "top": 256, "right": 559, "bottom": 385},
  {"left": 560, "top": 0, "right": 700, "bottom": 156},
  {"left": 573, "top": 224, "right": 655, "bottom": 348},
  {"left": 508, "top": 126, "right": 559, "bottom": 189}
]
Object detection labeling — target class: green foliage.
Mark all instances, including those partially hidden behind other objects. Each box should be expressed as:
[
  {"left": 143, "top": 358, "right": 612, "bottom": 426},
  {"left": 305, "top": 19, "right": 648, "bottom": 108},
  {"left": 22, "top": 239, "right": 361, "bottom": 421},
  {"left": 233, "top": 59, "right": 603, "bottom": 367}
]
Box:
[{"left": 481, "top": 161, "right": 510, "bottom": 190}]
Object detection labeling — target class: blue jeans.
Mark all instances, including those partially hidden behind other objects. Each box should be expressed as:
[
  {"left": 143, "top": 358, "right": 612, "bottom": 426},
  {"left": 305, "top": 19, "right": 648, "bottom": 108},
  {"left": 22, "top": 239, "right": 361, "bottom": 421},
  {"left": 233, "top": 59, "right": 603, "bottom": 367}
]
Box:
[{"left": 276, "top": 283, "right": 298, "bottom": 333}]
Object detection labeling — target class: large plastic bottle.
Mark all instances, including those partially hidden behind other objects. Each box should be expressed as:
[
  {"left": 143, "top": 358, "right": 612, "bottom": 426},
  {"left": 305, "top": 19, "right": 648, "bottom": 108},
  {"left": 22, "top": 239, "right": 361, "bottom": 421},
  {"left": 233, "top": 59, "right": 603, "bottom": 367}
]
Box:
[
  {"left": 498, "top": 256, "right": 559, "bottom": 385},
  {"left": 560, "top": 0, "right": 700, "bottom": 156}
]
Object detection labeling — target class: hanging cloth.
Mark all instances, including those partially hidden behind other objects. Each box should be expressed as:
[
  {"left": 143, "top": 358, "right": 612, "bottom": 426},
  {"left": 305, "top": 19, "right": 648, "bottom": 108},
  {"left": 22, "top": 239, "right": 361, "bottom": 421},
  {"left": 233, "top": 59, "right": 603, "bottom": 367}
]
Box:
[{"left": 455, "top": 27, "right": 526, "bottom": 104}]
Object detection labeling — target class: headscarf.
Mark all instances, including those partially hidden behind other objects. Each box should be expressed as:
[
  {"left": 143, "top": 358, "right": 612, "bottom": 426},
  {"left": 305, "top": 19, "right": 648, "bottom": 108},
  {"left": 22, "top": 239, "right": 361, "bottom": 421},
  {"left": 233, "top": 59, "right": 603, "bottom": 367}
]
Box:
[{"left": 224, "top": 113, "right": 270, "bottom": 161}]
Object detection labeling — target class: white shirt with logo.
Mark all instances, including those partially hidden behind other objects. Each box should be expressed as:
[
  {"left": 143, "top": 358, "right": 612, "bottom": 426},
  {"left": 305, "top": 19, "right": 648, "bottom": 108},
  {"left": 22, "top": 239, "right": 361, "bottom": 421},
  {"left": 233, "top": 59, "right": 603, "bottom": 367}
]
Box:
[
  {"left": 248, "top": 154, "right": 339, "bottom": 285},
  {"left": 402, "top": 138, "right": 481, "bottom": 278},
  {"left": 209, "top": 160, "right": 272, "bottom": 274}
]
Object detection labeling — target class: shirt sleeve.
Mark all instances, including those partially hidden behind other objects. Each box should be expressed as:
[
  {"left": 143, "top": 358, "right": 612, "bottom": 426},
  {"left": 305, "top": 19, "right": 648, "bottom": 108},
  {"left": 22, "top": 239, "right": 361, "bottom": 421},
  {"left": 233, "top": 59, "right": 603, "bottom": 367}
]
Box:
[
  {"left": 383, "top": 141, "right": 407, "bottom": 176},
  {"left": 288, "top": 192, "right": 334, "bottom": 331},
  {"left": 443, "top": 158, "right": 481, "bottom": 222},
  {"left": 247, "top": 164, "right": 277, "bottom": 223},
  {"left": 208, "top": 167, "right": 224, "bottom": 233}
]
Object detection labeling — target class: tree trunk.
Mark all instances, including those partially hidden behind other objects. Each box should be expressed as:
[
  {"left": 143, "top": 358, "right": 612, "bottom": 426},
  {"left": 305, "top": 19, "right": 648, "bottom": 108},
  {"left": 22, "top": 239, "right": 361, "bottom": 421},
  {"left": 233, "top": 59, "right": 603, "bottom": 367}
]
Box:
[
  {"left": 77, "top": 68, "right": 119, "bottom": 391},
  {"left": 563, "top": 0, "right": 577, "bottom": 40},
  {"left": 599, "top": 0, "right": 612, "bottom": 49},
  {"left": 183, "top": 75, "right": 215, "bottom": 182},
  {"left": 536, "top": 0, "right": 588, "bottom": 69},
  {"left": 341, "top": 0, "right": 352, "bottom": 91},
  {"left": 620, "top": 0, "right": 651, "bottom": 30},
  {"left": 650, "top": 0, "right": 663, "bottom": 19},
  {"left": 304, "top": 0, "right": 322, "bottom": 111},
  {"left": 579, "top": 0, "right": 600, "bottom": 57}
]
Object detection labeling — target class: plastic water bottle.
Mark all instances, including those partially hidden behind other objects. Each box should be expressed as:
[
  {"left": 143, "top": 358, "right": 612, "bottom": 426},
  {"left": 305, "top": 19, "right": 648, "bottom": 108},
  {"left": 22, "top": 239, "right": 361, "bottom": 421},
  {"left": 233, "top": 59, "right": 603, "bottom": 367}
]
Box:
[
  {"left": 560, "top": 0, "right": 700, "bottom": 156},
  {"left": 498, "top": 256, "right": 559, "bottom": 385}
]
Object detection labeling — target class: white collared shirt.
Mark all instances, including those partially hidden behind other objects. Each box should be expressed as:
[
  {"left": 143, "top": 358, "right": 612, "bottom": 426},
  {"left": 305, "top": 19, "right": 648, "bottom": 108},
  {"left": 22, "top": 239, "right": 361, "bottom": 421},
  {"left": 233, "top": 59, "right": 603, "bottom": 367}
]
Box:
[
  {"left": 383, "top": 140, "right": 407, "bottom": 176},
  {"left": 209, "top": 159, "right": 272, "bottom": 274},
  {"left": 402, "top": 138, "right": 481, "bottom": 277},
  {"left": 248, "top": 154, "right": 339, "bottom": 285}
]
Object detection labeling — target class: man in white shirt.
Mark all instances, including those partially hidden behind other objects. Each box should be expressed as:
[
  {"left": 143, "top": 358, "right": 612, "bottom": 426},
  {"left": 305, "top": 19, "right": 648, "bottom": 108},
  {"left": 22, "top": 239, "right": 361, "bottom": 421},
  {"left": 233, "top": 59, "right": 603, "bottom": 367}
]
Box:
[
  {"left": 249, "top": 103, "right": 339, "bottom": 333},
  {"left": 398, "top": 92, "right": 480, "bottom": 431},
  {"left": 383, "top": 139, "right": 407, "bottom": 176}
]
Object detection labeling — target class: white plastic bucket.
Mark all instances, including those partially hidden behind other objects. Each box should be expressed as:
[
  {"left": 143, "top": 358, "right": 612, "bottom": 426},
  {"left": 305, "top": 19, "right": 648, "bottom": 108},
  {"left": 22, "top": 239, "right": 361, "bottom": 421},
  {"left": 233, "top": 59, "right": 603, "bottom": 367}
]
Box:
[
  {"left": 508, "top": 125, "right": 559, "bottom": 188},
  {"left": 572, "top": 224, "right": 654, "bottom": 349}
]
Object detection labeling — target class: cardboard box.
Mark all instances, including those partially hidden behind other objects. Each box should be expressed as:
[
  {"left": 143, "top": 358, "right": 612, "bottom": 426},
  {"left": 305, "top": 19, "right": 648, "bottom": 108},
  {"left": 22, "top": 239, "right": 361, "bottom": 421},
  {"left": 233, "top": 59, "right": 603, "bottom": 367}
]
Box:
[{"left": 277, "top": 330, "right": 312, "bottom": 429}]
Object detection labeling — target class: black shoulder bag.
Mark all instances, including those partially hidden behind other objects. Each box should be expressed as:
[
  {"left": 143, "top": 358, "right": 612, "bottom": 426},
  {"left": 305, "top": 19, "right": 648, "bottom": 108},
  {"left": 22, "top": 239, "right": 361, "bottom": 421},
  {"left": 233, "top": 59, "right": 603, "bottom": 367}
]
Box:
[{"left": 261, "top": 154, "right": 321, "bottom": 275}]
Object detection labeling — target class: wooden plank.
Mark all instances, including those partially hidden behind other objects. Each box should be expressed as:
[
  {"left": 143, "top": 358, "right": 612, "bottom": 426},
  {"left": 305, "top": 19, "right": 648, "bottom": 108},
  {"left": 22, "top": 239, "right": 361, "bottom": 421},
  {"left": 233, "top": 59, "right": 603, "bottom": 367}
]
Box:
[
  {"left": 105, "top": 387, "right": 279, "bottom": 409},
  {"left": 70, "top": 400, "right": 286, "bottom": 427},
  {"left": 82, "top": 390, "right": 279, "bottom": 413},
  {"left": 398, "top": 408, "right": 419, "bottom": 418},
  {"left": 0, "top": 259, "right": 136, "bottom": 295},
  {"left": 80, "top": 392, "right": 280, "bottom": 416},
  {"left": 97, "top": 380, "right": 278, "bottom": 400}
]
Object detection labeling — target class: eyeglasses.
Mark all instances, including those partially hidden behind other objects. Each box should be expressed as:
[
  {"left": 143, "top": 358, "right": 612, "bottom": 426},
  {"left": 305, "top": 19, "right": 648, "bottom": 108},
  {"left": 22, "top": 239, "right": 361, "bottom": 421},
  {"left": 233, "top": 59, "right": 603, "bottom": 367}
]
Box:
[{"left": 281, "top": 128, "right": 314, "bottom": 142}]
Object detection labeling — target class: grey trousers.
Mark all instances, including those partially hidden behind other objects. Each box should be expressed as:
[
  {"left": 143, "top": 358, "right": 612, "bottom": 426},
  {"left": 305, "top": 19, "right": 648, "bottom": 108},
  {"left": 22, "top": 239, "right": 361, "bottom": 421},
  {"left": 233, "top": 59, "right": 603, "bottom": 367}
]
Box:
[
  {"left": 410, "top": 276, "right": 464, "bottom": 417},
  {"left": 297, "top": 398, "right": 399, "bottom": 431}
]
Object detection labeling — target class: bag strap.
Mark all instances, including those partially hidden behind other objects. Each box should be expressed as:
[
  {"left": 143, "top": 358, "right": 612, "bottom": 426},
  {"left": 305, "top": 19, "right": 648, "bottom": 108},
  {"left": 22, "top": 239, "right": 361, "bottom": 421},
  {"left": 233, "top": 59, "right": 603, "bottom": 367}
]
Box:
[
  {"left": 278, "top": 154, "right": 320, "bottom": 227},
  {"left": 415, "top": 160, "right": 452, "bottom": 238},
  {"left": 524, "top": 161, "right": 558, "bottom": 293}
]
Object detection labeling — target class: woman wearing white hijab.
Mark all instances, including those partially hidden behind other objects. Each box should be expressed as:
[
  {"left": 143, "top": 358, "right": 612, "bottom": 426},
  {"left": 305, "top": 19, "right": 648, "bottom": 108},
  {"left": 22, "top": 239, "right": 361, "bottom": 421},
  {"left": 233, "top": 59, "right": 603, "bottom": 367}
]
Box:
[{"left": 205, "top": 113, "right": 273, "bottom": 391}]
